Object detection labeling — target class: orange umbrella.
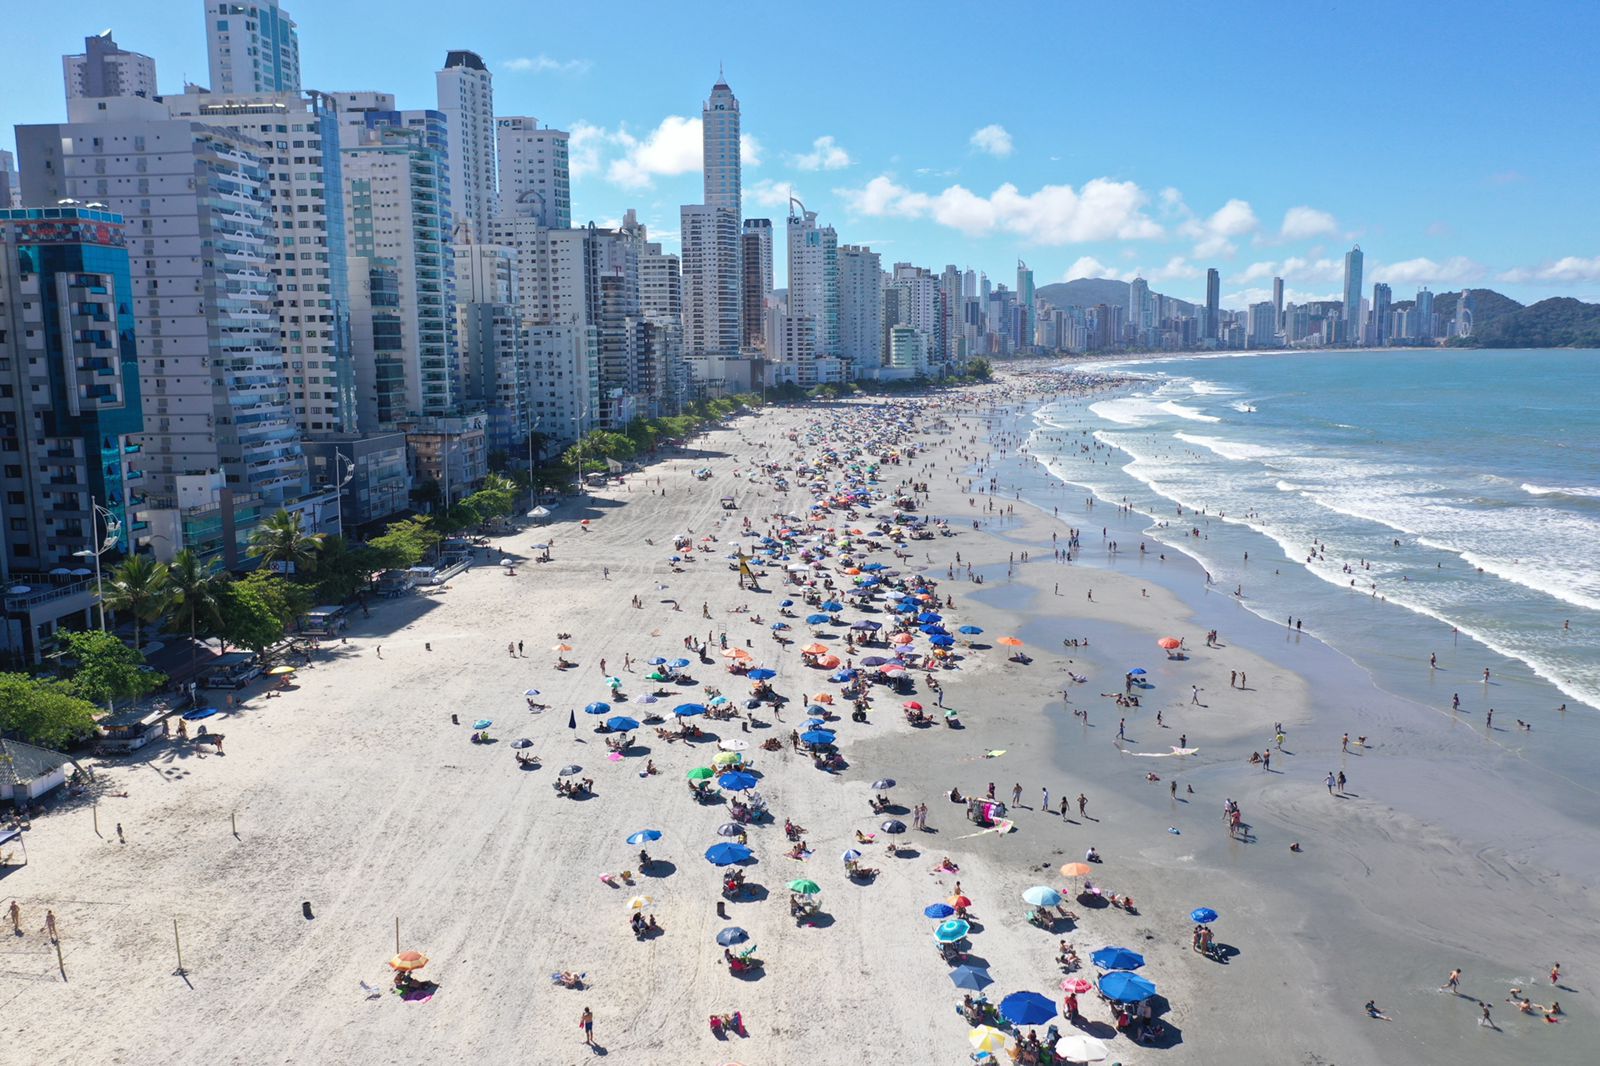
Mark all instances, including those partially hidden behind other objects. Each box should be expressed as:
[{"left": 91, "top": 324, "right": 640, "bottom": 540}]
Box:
[
  {"left": 904, "top": 701, "right": 923, "bottom": 711},
  {"left": 947, "top": 894, "right": 972, "bottom": 908},
  {"left": 1157, "top": 637, "right": 1182, "bottom": 650},
  {"left": 724, "top": 647, "right": 753, "bottom": 661},
  {"left": 801, "top": 643, "right": 829, "bottom": 656},
  {"left": 843, "top": 567, "right": 862, "bottom": 575},
  {"left": 997, "top": 636, "right": 1024, "bottom": 647},
  {"left": 891, "top": 633, "right": 914, "bottom": 645},
  {"left": 1059, "top": 862, "right": 1092, "bottom": 878},
  {"left": 814, "top": 693, "right": 834, "bottom": 704},
  {"left": 817, "top": 655, "right": 841, "bottom": 669},
  {"left": 552, "top": 643, "right": 574, "bottom": 652},
  {"left": 389, "top": 950, "right": 429, "bottom": 971}
]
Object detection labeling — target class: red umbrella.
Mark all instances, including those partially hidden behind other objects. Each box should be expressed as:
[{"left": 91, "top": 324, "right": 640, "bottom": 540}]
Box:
[
  {"left": 1158, "top": 637, "right": 1182, "bottom": 650},
  {"left": 903, "top": 701, "right": 923, "bottom": 711}
]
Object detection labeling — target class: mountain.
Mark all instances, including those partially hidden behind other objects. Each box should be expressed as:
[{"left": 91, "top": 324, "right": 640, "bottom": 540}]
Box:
[
  {"left": 1457, "top": 297, "right": 1600, "bottom": 348},
  {"left": 1392, "top": 288, "right": 1523, "bottom": 332},
  {"left": 1035, "top": 279, "right": 1132, "bottom": 309}
]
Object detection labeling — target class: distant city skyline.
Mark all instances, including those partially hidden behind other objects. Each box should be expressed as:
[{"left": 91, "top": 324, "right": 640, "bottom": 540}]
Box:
[{"left": 2, "top": 0, "right": 1597, "bottom": 308}]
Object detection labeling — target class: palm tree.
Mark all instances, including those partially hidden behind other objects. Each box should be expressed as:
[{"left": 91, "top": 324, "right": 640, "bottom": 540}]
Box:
[
  {"left": 102, "top": 554, "right": 173, "bottom": 652},
  {"left": 167, "top": 549, "right": 224, "bottom": 676},
  {"left": 248, "top": 508, "right": 324, "bottom": 577}
]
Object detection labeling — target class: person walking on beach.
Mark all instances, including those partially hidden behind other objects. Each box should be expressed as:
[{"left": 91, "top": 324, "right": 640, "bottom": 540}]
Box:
[
  {"left": 1041, "top": 787, "right": 1050, "bottom": 813},
  {"left": 1452, "top": 692, "right": 1460, "bottom": 711},
  {"left": 8, "top": 899, "right": 19, "bottom": 935},
  {"left": 1442, "top": 968, "right": 1462, "bottom": 994},
  {"left": 580, "top": 1006, "right": 594, "bottom": 1045},
  {"left": 1342, "top": 733, "right": 1349, "bottom": 752},
  {"left": 1479, "top": 1002, "right": 1496, "bottom": 1029},
  {"left": 1117, "top": 718, "right": 1126, "bottom": 741},
  {"left": 116, "top": 822, "right": 125, "bottom": 844},
  {"left": 1077, "top": 793, "right": 1088, "bottom": 818},
  {"left": 44, "top": 909, "right": 57, "bottom": 942},
  {"left": 1325, "top": 772, "right": 1336, "bottom": 795},
  {"left": 1230, "top": 670, "right": 1237, "bottom": 688},
  {"left": 1191, "top": 685, "right": 1201, "bottom": 705},
  {"left": 1551, "top": 963, "right": 1561, "bottom": 985},
  {"left": 1060, "top": 795, "right": 1070, "bottom": 817},
  {"left": 1262, "top": 750, "right": 1271, "bottom": 771},
  {"left": 1337, "top": 771, "right": 1346, "bottom": 792},
  {"left": 1011, "top": 782, "right": 1023, "bottom": 807},
  {"left": 1239, "top": 671, "right": 1246, "bottom": 688}
]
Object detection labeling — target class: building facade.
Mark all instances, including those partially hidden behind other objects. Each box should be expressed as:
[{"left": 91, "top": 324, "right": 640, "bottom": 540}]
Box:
[
  {"left": 740, "top": 218, "right": 772, "bottom": 350},
  {"left": 206, "top": 0, "right": 301, "bottom": 94},
  {"left": 63, "top": 31, "right": 158, "bottom": 103},
  {"left": 436, "top": 51, "right": 496, "bottom": 242},
  {"left": 837, "top": 244, "right": 883, "bottom": 372},
  {"left": 495, "top": 116, "right": 570, "bottom": 229}
]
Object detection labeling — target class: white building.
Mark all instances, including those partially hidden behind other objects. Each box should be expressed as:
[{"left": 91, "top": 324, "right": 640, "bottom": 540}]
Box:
[
  {"left": 17, "top": 97, "right": 315, "bottom": 564},
  {"left": 680, "top": 204, "right": 741, "bottom": 357},
  {"left": 889, "top": 324, "right": 927, "bottom": 375},
  {"left": 436, "top": 51, "right": 496, "bottom": 242},
  {"left": 161, "top": 87, "right": 356, "bottom": 436},
  {"left": 1247, "top": 301, "right": 1278, "bottom": 348},
  {"left": 206, "top": 0, "right": 301, "bottom": 95},
  {"left": 496, "top": 116, "right": 569, "bottom": 229},
  {"left": 785, "top": 199, "right": 838, "bottom": 359},
  {"left": 889, "top": 263, "right": 940, "bottom": 371},
  {"left": 838, "top": 245, "right": 883, "bottom": 371},
  {"left": 702, "top": 75, "right": 741, "bottom": 213},
  {"left": 63, "top": 31, "right": 157, "bottom": 104}
]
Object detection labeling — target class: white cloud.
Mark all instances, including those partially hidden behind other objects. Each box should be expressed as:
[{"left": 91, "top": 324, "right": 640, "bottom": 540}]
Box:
[
  {"left": 746, "top": 178, "right": 800, "bottom": 209},
  {"left": 741, "top": 134, "right": 763, "bottom": 167},
  {"left": 1180, "top": 198, "right": 1258, "bottom": 258},
  {"left": 1280, "top": 206, "right": 1338, "bottom": 239},
  {"left": 836, "top": 174, "right": 1163, "bottom": 244},
  {"left": 502, "top": 54, "right": 592, "bottom": 75},
  {"left": 1499, "top": 255, "right": 1600, "bottom": 284},
  {"left": 607, "top": 116, "right": 703, "bottom": 188},
  {"left": 1226, "top": 285, "right": 1338, "bottom": 308},
  {"left": 790, "top": 135, "right": 851, "bottom": 171},
  {"left": 1371, "top": 256, "right": 1484, "bottom": 286},
  {"left": 1063, "top": 256, "right": 1126, "bottom": 281},
  {"left": 1235, "top": 256, "right": 1344, "bottom": 286},
  {"left": 1148, "top": 256, "right": 1202, "bottom": 282},
  {"left": 568, "top": 121, "right": 608, "bottom": 179},
  {"left": 969, "top": 124, "right": 1014, "bottom": 157}
]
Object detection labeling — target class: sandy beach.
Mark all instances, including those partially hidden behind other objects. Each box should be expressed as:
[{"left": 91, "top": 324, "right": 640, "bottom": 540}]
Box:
[{"left": 3, "top": 371, "right": 1597, "bottom": 1065}]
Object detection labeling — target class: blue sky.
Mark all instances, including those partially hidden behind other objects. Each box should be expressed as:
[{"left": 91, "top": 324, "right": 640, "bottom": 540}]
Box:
[{"left": 5, "top": 0, "right": 1598, "bottom": 306}]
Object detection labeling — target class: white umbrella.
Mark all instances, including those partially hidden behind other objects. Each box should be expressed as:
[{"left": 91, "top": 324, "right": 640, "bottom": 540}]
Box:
[
  {"left": 1054, "top": 1034, "right": 1109, "bottom": 1063},
  {"left": 717, "top": 739, "right": 749, "bottom": 751}
]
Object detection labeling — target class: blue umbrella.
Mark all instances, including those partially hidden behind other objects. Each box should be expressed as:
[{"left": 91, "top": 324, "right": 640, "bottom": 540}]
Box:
[
  {"left": 862, "top": 563, "right": 885, "bottom": 571},
  {"left": 606, "top": 715, "right": 640, "bottom": 732},
  {"left": 934, "top": 919, "right": 971, "bottom": 943},
  {"left": 1128, "top": 668, "right": 1147, "bottom": 676},
  {"left": 1190, "top": 907, "right": 1219, "bottom": 924},
  {"left": 673, "top": 703, "right": 706, "bottom": 717},
  {"left": 924, "top": 902, "right": 957, "bottom": 919},
  {"left": 780, "top": 599, "right": 795, "bottom": 607},
  {"left": 930, "top": 635, "right": 956, "bottom": 647},
  {"left": 1099, "top": 970, "right": 1158, "bottom": 1002},
  {"left": 917, "top": 612, "right": 943, "bottom": 624},
  {"left": 671, "top": 658, "right": 691, "bottom": 669},
  {"left": 1000, "top": 991, "right": 1057, "bottom": 1026},
  {"left": 861, "top": 655, "right": 889, "bottom": 666},
  {"left": 1091, "top": 946, "right": 1146, "bottom": 971},
  {"left": 804, "top": 718, "right": 827, "bottom": 729},
  {"left": 820, "top": 601, "right": 844, "bottom": 612},
  {"left": 583, "top": 702, "right": 610, "bottom": 715},
  {"left": 705, "top": 842, "right": 753, "bottom": 866},
  {"left": 771, "top": 622, "right": 790, "bottom": 631},
  {"left": 748, "top": 668, "right": 776, "bottom": 680},
  {"left": 715, "top": 926, "right": 748, "bottom": 946},
  {"left": 800, "top": 730, "right": 836, "bottom": 746},
  {"left": 949, "top": 965, "right": 993, "bottom": 990},
  {"left": 958, "top": 625, "right": 984, "bottom": 635},
  {"left": 626, "top": 829, "right": 662, "bottom": 845},
  {"left": 851, "top": 620, "right": 881, "bottom": 631},
  {"left": 647, "top": 656, "right": 668, "bottom": 665},
  {"left": 472, "top": 718, "right": 492, "bottom": 730},
  {"left": 920, "top": 624, "right": 948, "bottom": 636},
  {"left": 806, "top": 613, "right": 832, "bottom": 625},
  {"left": 829, "top": 670, "right": 856, "bottom": 683},
  {"left": 718, "top": 771, "right": 758, "bottom": 791}
]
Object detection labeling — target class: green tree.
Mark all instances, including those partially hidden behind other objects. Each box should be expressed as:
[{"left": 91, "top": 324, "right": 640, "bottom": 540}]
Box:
[
  {"left": 236, "top": 569, "right": 313, "bottom": 630},
  {"left": 309, "top": 536, "right": 381, "bottom": 603},
  {"left": 248, "top": 508, "right": 324, "bottom": 577},
  {"left": 60, "top": 629, "right": 163, "bottom": 708},
  {"left": 0, "top": 673, "right": 100, "bottom": 748},
  {"left": 214, "top": 581, "right": 284, "bottom": 655},
  {"left": 102, "top": 554, "right": 173, "bottom": 651},
  {"left": 167, "top": 549, "right": 225, "bottom": 674},
  {"left": 367, "top": 516, "right": 441, "bottom": 568}
]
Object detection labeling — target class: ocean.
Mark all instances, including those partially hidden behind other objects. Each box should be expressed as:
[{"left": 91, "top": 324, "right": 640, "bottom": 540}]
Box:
[{"left": 1025, "top": 347, "right": 1600, "bottom": 718}]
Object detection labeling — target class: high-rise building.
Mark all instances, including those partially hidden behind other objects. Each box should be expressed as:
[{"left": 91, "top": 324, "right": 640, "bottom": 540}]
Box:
[
  {"left": 785, "top": 199, "right": 838, "bottom": 357},
  {"left": 1016, "top": 260, "right": 1035, "bottom": 350},
  {"left": 702, "top": 74, "right": 741, "bottom": 213},
  {"left": 889, "top": 263, "right": 941, "bottom": 370},
  {"left": 1128, "top": 276, "right": 1150, "bottom": 334},
  {"left": 162, "top": 88, "right": 355, "bottom": 436},
  {"left": 453, "top": 242, "right": 524, "bottom": 454},
  {"left": 680, "top": 204, "right": 741, "bottom": 359},
  {"left": 1371, "top": 282, "right": 1392, "bottom": 346},
  {"left": 63, "top": 31, "right": 157, "bottom": 103},
  {"left": 0, "top": 151, "right": 18, "bottom": 209},
  {"left": 1342, "top": 245, "right": 1364, "bottom": 344},
  {"left": 838, "top": 245, "right": 883, "bottom": 371},
  {"left": 206, "top": 1, "right": 301, "bottom": 94},
  {"left": 437, "top": 51, "right": 496, "bottom": 241},
  {"left": 1272, "top": 276, "right": 1285, "bottom": 333},
  {"left": 1414, "top": 286, "right": 1435, "bottom": 340},
  {"left": 18, "top": 98, "right": 313, "bottom": 564},
  {"left": 1204, "top": 268, "right": 1221, "bottom": 341},
  {"left": 642, "top": 241, "right": 682, "bottom": 322},
  {"left": 341, "top": 111, "right": 458, "bottom": 425},
  {"left": 1247, "top": 302, "right": 1278, "bottom": 348},
  {"left": 741, "top": 218, "right": 773, "bottom": 350},
  {"left": 495, "top": 116, "right": 570, "bottom": 229}
]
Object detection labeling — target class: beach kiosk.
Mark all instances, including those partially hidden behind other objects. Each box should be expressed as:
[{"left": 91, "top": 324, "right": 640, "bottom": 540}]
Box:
[
  {"left": 98, "top": 702, "right": 170, "bottom": 753},
  {"left": 199, "top": 651, "right": 262, "bottom": 689}
]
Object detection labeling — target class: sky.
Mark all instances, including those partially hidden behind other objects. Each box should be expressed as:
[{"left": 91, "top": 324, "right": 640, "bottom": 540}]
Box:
[{"left": 5, "top": 0, "right": 1599, "bottom": 308}]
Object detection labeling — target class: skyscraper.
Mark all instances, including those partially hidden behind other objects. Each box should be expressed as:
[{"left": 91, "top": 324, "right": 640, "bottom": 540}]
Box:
[
  {"left": 1414, "top": 287, "right": 1435, "bottom": 340},
  {"left": 496, "top": 116, "right": 570, "bottom": 229},
  {"left": 1204, "top": 268, "right": 1220, "bottom": 341},
  {"left": 1016, "top": 260, "right": 1035, "bottom": 350},
  {"left": 681, "top": 75, "right": 743, "bottom": 360},
  {"left": 702, "top": 74, "right": 741, "bottom": 213},
  {"left": 838, "top": 245, "right": 884, "bottom": 371},
  {"left": 786, "top": 198, "right": 838, "bottom": 358},
  {"left": 437, "top": 51, "right": 497, "bottom": 241},
  {"left": 1371, "top": 282, "right": 1392, "bottom": 346},
  {"left": 206, "top": 1, "right": 301, "bottom": 94},
  {"left": 1342, "top": 245, "right": 1364, "bottom": 344},
  {"left": 1128, "top": 276, "right": 1150, "bottom": 334},
  {"left": 62, "top": 31, "right": 157, "bottom": 103},
  {"left": 741, "top": 218, "right": 773, "bottom": 350},
  {"left": 1272, "top": 276, "right": 1285, "bottom": 333}
]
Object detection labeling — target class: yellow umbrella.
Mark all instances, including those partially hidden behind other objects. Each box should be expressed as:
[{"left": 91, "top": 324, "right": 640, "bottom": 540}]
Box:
[
  {"left": 624, "top": 895, "right": 655, "bottom": 910},
  {"left": 389, "top": 950, "right": 429, "bottom": 971},
  {"left": 969, "top": 1025, "right": 1012, "bottom": 1053},
  {"left": 711, "top": 751, "right": 744, "bottom": 767},
  {"left": 266, "top": 665, "right": 296, "bottom": 676}
]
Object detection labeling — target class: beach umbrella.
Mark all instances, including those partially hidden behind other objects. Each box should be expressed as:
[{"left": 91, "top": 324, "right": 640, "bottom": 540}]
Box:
[
  {"left": 1054, "top": 1033, "right": 1110, "bottom": 1063},
  {"left": 851, "top": 620, "right": 881, "bottom": 631},
  {"left": 716, "top": 822, "right": 744, "bottom": 837},
  {"left": 717, "top": 738, "right": 749, "bottom": 751},
  {"left": 624, "top": 895, "right": 655, "bottom": 910},
  {"left": 1022, "top": 886, "right": 1063, "bottom": 907},
  {"left": 999, "top": 991, "right": 1057, "bottom": 1026},
  {"left": 1158, "top": 637, "right": 1183, "bottom": 650},
  {"left": 553, "top": 643, "right": 574, "bottom": 652},
  {"left": 709, "top": 695, "right": 731, "bottom": 707},
  {"left": 673, "top": 703, "right": 706, "bottom": 717},
  {"left": 1061, "top": 977, "right": 1093, "bottom": 994},
  {"left": 1091, "top": 946, "right": 1146, "bottom": 971},
  {"left": 1190, "top": 907, "right": 1219, "bottom": 924},
  {"left": 716, "top": 926, "right": 749, "bottom": 946},
  {"left": 523, "top": 688, "right": 541, "bottom": 697},
  {"left": 820, "top": 601, "right": 844, "bottom": 612},
  {"left": 949, "top": 965, "right": 993, "bottom": 991},
  {"left": 718, "top": 771, "right": 758, "bottom": 791},
  {"left": 890, "top": 633, "right": 914, "bottom": 645},
  {"left": 686, "top": 766, "right": 716, "bottom": 780},
  {"left": 969, "top": 1026, "right": 1011, "bottom": 1055},
  {"left": 647, "top": 656, "right": 668, "bottom": 665},
  {"left": 770, "top": 622, "right": 790, "bottom": 631},
  {"left": 805, "top": 613, "right": 831, "bottom": 625},
  {"left": 705, "top": 842, "right": 753, "bottom": 866},
  {"left": 997, "top": 636, "right": 1024, "bottom": 647},
  {"left": 472, "top": 718, "right": 493, "bottom": 730},
  {"left": 635, "top": 694, "right": 658, "bottom": 704},
  {"left": 917, "top": 612, "right": 942, "bottom": 624},
  {"left": 861, "top": 656, "right": 889, "bottom": 667},
  {"left": 748, "top": 668, "right": 777, "bottom": 681},
  {"left": 930, "top": 635, "right": 956, "bottom": 647},
  {"left": 510, "top": 738, "right": 532, "bottom": 749},
  {"left": 583, "top": 702, "right": 609, "bottom": 715},
  {"left": 606, "top": 676, "right": 623, "bottom": 689},
  {"left": 1098, "top": 970, "right": 1157, "bottom": 1002},
  {"left": 871, "top": 778, "right": 896, "bottom": 790},
  {"left": 842, "top": 848, "right": 862, "bottom": 862},
  {"left": 924, "top": 902, "right": 956, "bottom": 919},
  {"left": 712, "top": 751, "right": 744, "bottom": 767},
  {"left": 947, "top": 894, "right": 972, "bottom": 908},
  {"left": 266, "top": 665, "right": 296, "bottom": 676},
  {"left": 671, "top": 658, "right": 692, "bottom": 669},
  {"left": 1128, "top": 668, "right": 1147, "bottom": 676},
  {"left": 880, "top": 663, "right": 906, "bottom": 674},
  {"left": 626, "top": 829, "right": 662, "bottom": 845},
  {"left": 780, "top": 599, "right": 795, "bottom": 607},
  {"left": 787, "top": 879, "right": 821, "bottom": 895},
  {"left": 558, "top": 764, "right": 582, "bottom": 776},
  {"left": 1060, "top": 862, "right": 1093, "bottom": 879},
  {"left": 606, "top": 716, "right": 639, "bottom": 732},
  {"left": 388, "top": 950, "right": 429, "bottom": 972},
  {"left": 920, "top": 624, "right": 948, "bottom": 636},
  {"left": 816, "top": 655, "right": 841, "bottom": 669},
  {"left": 958, "top": 625, "right": 984, "bottom": 635},
  {"left": 800, "top": 729, "right": 836, "bottom": 746},
  {"left": 880, "top": 818, "right": 907, "bottom": 834},
  {"left": 935, "top": 919, "right": 971, "bottom": 943}
]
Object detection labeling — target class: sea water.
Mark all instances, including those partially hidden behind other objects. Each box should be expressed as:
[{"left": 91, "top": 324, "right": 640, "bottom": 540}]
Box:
[{"left": 1026, "top": 347, "right": 1600, "bottom": 717}]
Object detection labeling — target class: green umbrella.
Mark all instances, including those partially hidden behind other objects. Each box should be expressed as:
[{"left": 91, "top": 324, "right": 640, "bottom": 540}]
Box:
[
  {"left": 787, "top": 879, "right": 822, "bottom": 895},
  {"left": 686, "top": 767, "right": 716, "bottom": 781}
]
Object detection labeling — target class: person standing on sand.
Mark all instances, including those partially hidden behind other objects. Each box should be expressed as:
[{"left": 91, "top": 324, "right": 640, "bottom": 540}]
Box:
[
  {"left": 1342, "top": 733, "right": 1349, "bottom": 752},
  {"left": 580, "top": 1006, "right": 594, "bottom": 1045},
  {"left": 1551, "top": 963, "right": 1561, "bottom": 985},
  {"left": 1060, "top": 796, "right": 1070, "bottom": 817},
  {"left": 1337, "top": 771, "right": 1346, "bottom": 792},
  {"left": 1230, "top": 670, "right": 1237, "bottom": 688},
  {"left": 44, "top": 909, "right": 57, "bottom": 942},
  {"left": 1042, "top": 787, "right": 1050, "bottom": 813},
  {"left": 8, "top": 899, "right": 19, "bottom": 935},
  {"left": 1117, "top": 718, "right": 1126, "bottom": 741},
  {"left": 1240, "top": 671, "right": 1246, "bottom": 688},
  {"left": 1077, "top": 793, "right": 1088, "bottom": 818},
  {"left": 1325, "top": 772, "right": 1336, "bottom": 795},
  {"left": 1442, "top": 968, "right": 1461, "bottom": 993},
  {"left": 1011, "top": 782, "right": 1023, "bottom": 807}
]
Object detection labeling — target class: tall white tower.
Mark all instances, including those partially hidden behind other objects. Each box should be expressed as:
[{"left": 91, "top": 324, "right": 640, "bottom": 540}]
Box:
[
  {"left": 205, "top": 0, "right": 300, "bottom": 94},
  {"left": 702, "top": 72, "right": 741, "bottom": 215},
  {"left": 437, "top": 50, "right": 497, "bottom": 241}
]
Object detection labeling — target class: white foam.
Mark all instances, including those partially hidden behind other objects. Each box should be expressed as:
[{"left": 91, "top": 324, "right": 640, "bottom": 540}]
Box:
[
  {"left": 1156, "top": 400, "right": 1222, "bottom": 423},
  {"left": 1088, "top": 397, "right": 1161, "bottom": 426},
  {"left": 1523, "top": 483, "right": 1600, "bottom": 500},
  {"left": 1187, "top": 380, "right": 1236, "bottom": 396},
  {"left": 1173, "top": 432, "right": 1280, "bottom": 463}
]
